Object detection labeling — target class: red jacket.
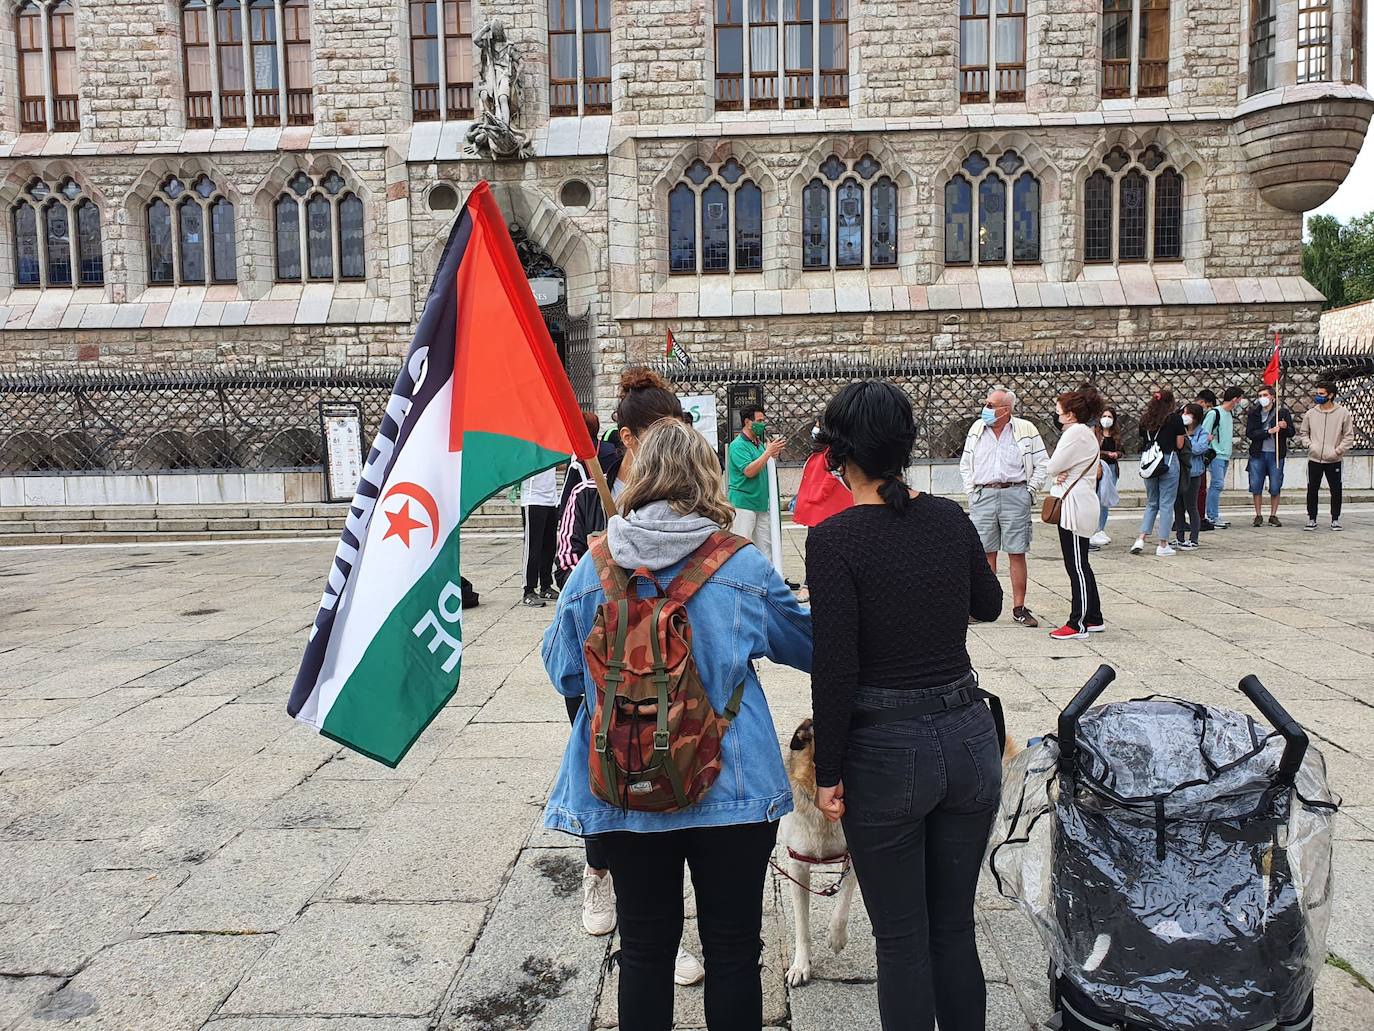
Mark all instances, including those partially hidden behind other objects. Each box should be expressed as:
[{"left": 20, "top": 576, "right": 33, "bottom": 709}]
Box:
[{"left": 793, "top": 450, "right": 853, "bottom": 527}]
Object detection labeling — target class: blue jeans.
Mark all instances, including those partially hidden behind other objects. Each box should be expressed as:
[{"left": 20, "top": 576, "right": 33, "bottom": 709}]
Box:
[
  {"left": 1140, "top": 459, "right": 1180, "bottom": 539},
  {"left": 1204, "top": 455, "right": 1229, "bottom": 523},
  {"left": 1097, "top": 503, "right": 1110, "bottom": 533},
  {"left": 1248, "top": 452, "right": 1284, "bottom": 496}
]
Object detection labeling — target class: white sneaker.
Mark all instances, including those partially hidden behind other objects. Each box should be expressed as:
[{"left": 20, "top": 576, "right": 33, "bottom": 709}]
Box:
[
  {"left": 674, "top": 946, "right": 705, "bottom": 986},
  {"left": 1156, "top": 544, "right": 1176, "bottom": 557},
  {"left": 1090, "top": 531, "right": 1111, "bottom": 547},
  {"left": 1130, "top": 537, "right": 1145, "bottom": 554},
  {"left": 581, "top": 868, "right": 616, "bottom": 936}
]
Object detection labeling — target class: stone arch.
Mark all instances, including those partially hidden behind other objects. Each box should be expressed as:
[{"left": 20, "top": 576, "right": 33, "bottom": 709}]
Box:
[{"left": 0, "top": 162, "right": 112, "bottom": 292}]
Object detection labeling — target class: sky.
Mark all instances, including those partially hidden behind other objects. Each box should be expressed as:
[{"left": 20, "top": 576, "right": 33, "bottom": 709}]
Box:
[{"left": 1309, "top": 5, "right": 1374, "bottom": 225}]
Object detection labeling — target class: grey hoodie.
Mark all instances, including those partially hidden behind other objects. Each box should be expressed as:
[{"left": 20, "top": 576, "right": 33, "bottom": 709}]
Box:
[{"left": 606, "top": 500, "right": 720, "bottom": 571}]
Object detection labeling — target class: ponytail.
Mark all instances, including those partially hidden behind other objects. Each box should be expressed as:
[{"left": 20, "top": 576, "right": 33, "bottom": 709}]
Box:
[{"left": 878, "top": 476, "right": 913, "bottom": 512}]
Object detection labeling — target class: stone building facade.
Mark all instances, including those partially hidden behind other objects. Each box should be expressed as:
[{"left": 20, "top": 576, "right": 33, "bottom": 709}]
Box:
[{"left": 0, "top": 0, "right": 1369, "bottom": 409}]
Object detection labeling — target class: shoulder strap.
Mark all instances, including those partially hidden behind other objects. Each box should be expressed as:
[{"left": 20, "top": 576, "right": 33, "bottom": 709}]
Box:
[
  {"left": 666, "top": 531, "right": 749, "bottom": 605},
  {"left": 589, "top": 534, "right": 630, "bottom": 603}
]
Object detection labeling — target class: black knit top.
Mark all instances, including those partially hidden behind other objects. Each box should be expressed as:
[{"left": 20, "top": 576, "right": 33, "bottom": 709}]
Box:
[{"left": 804, "top": 496, "right": 1004, "bottom": 788}]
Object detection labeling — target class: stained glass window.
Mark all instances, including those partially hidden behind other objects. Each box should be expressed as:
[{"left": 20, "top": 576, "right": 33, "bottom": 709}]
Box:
[
  {"left": 1118, "top": 169, "right": 1147, "bottom": 262},
  {"left": 14, "top": 204, "right": 40, "bottom": 286},
  {"left": 211, "top": 198, "right": 236, "bottom": 283},
  {"left": 179, "top": 198, "right": 206, "bottom": 284},
  {"left": 44, "top": 204, "right": 72, "bottom": 286},
  {"left": 944, "top": 176, "right": 972, "bottom": 265},
  {"left": 668, "top": 184, "right": 696, "bottom": 273},
  {"left": 820, "top": 155, "right": 845, "bottom": 181},
  {"left": 685, "top": 160, "right": 712, "bottom": 186},
  {"left": 701, "top": 183, "right": 730, "bottom": 273},
  {"left": 834, "top": 179, "right": 863, "bottom": 268},
  {"left": 735, "top": 181, "right": 762, "bottom": 272},
  {"left": 978, "top": 176, "right": 1006, "bottom": 264},
  {"left": 855, "top": 154, "right": 881, "bottom": 181},
  {"left": 962, "top": 151, "right": 989, "bottom": 177},
  {"left": 719, "top": 158, "right": 745, "bottom": 185},
  {"left": 1083, "top": 170, "right": 1112, "bottom": 263},
  {"left": 275, "top": 195, "right": 301, "bottom": 281},
  {"left": 1012, "top": 173, "right": 1039, "bottom": 263},
  {"left": 870, "top": 177, "right": 897, "bottom": 267},
  {"left": 306, "top": 193, "right": 333, "bottom": 280},
  {"left": 148, "top": 200, "right": 175, "bottom": 284},
  {"left": 339, "top": 193, "right": 365, "bottom": 280},
  {"left": 1152, "top": 168, "right": 1182, "bottom": 260},
  {"left": 803, "top": 178, "right": 829, "bottom": 269},
  {"left": 76, "top": 201, "right": 103, "bottom": 286}
]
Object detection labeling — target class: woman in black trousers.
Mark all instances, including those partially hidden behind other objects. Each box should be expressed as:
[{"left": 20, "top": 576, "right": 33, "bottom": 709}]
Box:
[{"left": 807, "top": 382, "right": 1004, "bottom": 1031}]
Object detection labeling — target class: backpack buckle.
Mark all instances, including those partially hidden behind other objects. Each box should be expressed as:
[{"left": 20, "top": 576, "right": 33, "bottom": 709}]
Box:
[
  {"left": 594, "top": 733, "right": 608, "bottom": 753},
  {"left": 653, "top": 730, "right": 670, "bottom": 752}
]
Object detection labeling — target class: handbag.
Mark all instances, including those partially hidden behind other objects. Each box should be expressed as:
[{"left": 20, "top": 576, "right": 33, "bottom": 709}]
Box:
[
  {"left": 1041, "top": 458, "right": 1095, "bottom": 525},
  {"left": 1139, "top": 427, "right": 1166, "bottom": 479}
]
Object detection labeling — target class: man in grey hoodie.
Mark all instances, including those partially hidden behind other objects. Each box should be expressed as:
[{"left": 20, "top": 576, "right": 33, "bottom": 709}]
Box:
[{"left": 1300, "top": 378, "right": 1356, "bottom": 531}]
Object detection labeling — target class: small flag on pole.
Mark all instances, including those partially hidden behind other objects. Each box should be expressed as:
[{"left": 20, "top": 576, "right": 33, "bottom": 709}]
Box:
[
  {"left": 666, "top": 329, "right": 691, "bottom": 369},
  {"left": 1263, "top": 332, "right": 1281, "bottom": 387},
  {"left": 287, "top": 181, "right": 595, "bottom": 767}
]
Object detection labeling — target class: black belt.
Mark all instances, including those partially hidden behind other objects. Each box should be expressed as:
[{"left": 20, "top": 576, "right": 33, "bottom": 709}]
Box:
[{"left": 849, "top": 675, "right": 1005, "bottom": 746}]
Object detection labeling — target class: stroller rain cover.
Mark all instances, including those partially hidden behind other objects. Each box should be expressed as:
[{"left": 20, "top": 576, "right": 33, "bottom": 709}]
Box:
[{"left": 989, "top": 698, "right": 1338, "bottom": 1031}]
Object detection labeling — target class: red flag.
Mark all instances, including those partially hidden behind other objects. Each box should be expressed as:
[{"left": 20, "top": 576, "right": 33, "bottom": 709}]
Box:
[{"left": 1262, "top": 333, "right": 1281, "bottom": 387}]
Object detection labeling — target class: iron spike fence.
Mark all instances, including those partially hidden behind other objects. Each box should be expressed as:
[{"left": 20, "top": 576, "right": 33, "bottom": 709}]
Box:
[{"left": 2, "top": 340, "right": 1372, "bottom": 476}]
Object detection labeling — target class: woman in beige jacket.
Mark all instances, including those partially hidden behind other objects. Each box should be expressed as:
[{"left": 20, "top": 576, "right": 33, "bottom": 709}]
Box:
[{"left": 1045, "top": 389, "right": 1107, "bottom": 640}]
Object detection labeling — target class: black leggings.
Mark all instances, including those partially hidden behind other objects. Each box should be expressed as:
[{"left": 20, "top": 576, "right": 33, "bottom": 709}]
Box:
[
  {"left": 1174, "top": 466, "right": 1200, "bottom": 543},
  {"left": 1058, "top": 526, "right": 1102, "bottom": 632},
  {"left": 564, "top": 695, "right": 609, "bottom": 870},
  {"left": 1307, "top": 461, "right": 1343, "bottom": 521},
  {"left": 522, "top": 504, "right": 557, "bottom": 593},
  {"left": 600, "top": 821, "right": 778, "bottom": 1031}
]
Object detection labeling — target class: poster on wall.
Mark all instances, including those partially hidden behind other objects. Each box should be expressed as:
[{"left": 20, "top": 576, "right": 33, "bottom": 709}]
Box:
[
  {"left": 680, "top": 394, "right": 718, "bottom": 451},
  {"left": 319, "top": 402, "right": 365, "bottom": 503}
]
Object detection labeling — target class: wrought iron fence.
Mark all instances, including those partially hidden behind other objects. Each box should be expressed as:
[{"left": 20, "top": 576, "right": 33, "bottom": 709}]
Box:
[{"left": 656, "top": 341, "right": 1374, "bottom": 463}]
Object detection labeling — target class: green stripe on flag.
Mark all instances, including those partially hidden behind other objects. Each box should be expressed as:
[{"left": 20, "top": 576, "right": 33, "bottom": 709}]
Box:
[{"left": 460, "top": 430, "right": 570, "bottom": 522}]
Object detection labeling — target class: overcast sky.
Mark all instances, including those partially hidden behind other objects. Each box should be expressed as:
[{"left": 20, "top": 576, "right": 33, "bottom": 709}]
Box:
[{"left": 1309, "top": 6, "right": 1373, "bottom": 224}]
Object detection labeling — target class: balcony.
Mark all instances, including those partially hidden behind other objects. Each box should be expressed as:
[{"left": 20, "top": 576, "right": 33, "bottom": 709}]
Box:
[{"left": 20, "top": 97, "right": 45, "bottom": 133}]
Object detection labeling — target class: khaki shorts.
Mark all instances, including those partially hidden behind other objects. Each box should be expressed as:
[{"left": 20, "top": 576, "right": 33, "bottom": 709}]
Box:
[{"left": 969, "top": 484, "right": 1033, "bottom": 555}]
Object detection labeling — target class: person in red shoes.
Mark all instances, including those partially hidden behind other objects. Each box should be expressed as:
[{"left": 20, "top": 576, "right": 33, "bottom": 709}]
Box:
[
  {"left": 792, "top": 421, "right": 855, "bottom": 601},
  {"left": 1045, "top": 389, "right": 1107, "bottom": 640}
]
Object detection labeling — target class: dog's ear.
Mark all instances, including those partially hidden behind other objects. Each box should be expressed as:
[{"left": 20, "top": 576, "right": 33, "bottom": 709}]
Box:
[{"left": 788, "top": 718, "right": 814, "bottom": 751}]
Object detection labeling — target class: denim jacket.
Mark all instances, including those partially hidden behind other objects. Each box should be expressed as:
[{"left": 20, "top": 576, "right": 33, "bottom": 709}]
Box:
[
  {"left": 542, "top": 543, "right": 812, "bottom": 837},
  {"left": 1186, "top": 425, "right": 1211, "bottom": 476}
]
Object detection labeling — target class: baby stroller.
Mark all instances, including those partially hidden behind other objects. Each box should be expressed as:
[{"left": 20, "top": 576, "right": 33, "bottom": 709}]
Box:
[{"left": 990, "top": 665, "right": 1338, "bottom": 1031}]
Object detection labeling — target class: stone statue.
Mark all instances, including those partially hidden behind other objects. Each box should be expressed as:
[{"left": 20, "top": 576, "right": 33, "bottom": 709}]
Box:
[{"left": 465, "top": 20, "right": 534, "bottom": 160}]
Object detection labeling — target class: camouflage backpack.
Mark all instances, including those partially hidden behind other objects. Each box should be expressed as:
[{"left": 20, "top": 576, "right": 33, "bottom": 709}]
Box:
[{"left": 583, "top": 530, "right": 749, "bottom": 812}]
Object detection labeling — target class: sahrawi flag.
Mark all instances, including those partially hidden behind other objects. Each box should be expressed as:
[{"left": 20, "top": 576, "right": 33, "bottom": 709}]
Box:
[{"left": 288, "top": 180, "right": 596, "bottom": 766}]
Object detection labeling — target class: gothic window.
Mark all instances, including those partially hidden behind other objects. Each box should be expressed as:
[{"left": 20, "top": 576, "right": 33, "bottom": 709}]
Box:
[
  {"left": 1248, "top": 0, "right": 1276, "bottom": 94},
  {"left": 548, "top": 0, "right": 611, "bottom": 116},
  {"left": 715, "top": 0, "right": 847, "bottom": 111},
  {"left": 804, "top": 153, "right": 896, "bottom": 270},
  {"left": 1102, "top": 0, "right": 1169, "bottom": 99},
  {"left": 1081, "top": 146, "right": 1184, "bottom": 264},
  {"left": 1296, "top": 0, "right": 1332, "bottom": 83},
  {"left": 870, "top": 177, "right": 897, "bottom": 267},
  {"left": 183, "top": 0, "right": 312, "bottom": 129},
  {"left": 274, "top": 169, "right": 364, "bottom": 283},
  {"left": 959, "top": 0, "right": 1026, "bottom": 103},
  {"left": 943, "top": 149, "right": 1038, "bottom": 268},
  {"left": 667, "top": 159, "right": 764, "bottom": 275},
  {"left": 12, "top": 178, "right": 103, "bottom": 288},
  {"left": 16, "top": 0, "right": 81, "bottom": 132},
  {"left": 146, "top": 175, "right": 236, "bottom": 286},
  {"left": 410, "top": 0, "right": 473, "bottom": 120}
]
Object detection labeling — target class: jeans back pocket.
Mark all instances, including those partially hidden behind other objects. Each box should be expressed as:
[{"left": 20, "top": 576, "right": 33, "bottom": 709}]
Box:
[
  {"left": 841, "top": 743, "right": 916, "bottom": 824},
  {"left": 964, "top": 727, "right": 1004, "bottom": 809}
]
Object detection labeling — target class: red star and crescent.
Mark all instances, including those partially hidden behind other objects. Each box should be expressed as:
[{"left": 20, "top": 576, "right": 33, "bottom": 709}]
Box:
[{"left": 379, "top": 481, "right": 441, "bottom": 549}]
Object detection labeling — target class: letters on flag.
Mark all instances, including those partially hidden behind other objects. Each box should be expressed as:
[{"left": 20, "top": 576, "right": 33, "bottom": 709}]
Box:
[{"left": 287, "top": 181, "right": 595, "bottom": 767}]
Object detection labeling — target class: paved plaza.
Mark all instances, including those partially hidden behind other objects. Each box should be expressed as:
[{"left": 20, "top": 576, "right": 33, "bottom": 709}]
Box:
[{"left": 1, "top": 504, "right": 1373, "bottom": 1030}]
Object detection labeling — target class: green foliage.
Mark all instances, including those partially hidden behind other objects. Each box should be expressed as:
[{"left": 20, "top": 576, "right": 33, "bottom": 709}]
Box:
[{"left": 1303, "top": 212, "right": 1374, "bottom": 310}]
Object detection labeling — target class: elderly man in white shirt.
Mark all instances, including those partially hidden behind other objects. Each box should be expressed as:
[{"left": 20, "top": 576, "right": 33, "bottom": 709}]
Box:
[{"left": 958, "top": 386, "right": 1049, "bottom": 627}]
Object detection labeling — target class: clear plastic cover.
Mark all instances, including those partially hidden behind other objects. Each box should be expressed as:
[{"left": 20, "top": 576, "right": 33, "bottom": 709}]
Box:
[{"left": 989, "top": 699, "right": 1338, "bottom": 1031}]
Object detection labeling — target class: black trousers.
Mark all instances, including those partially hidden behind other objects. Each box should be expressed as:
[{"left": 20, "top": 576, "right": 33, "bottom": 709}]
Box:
[
  {"left": 563, "top": 695, "right": 609, "bottom": 870},
  {"left": 1173, "top": 466, "right": 1200, "bottom": 543},
  {"left": 600, "top": 821, "right": 778, "bottom": 1031},
  {"left": 1307, "top": 461, "right": 1343, "bottom": 521},
  {"left": 521, "top": 504, "right": 557, "bottom": 593},
  {"left": 1058, "top": 526, "right": 1102, "bottom": 632}
]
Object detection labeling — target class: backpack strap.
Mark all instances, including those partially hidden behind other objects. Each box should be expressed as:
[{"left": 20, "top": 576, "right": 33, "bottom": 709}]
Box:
[
  {"left": 588, "top": 533, "right": 630, "bottom": 604},
  {"left": 666, "top": 531, "right": 750, "bottom": 605}
]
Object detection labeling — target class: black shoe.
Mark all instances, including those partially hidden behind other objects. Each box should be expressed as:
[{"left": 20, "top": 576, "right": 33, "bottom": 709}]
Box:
[
  {"left": 539, "top": 587, "right": 560, "bottom": 600},
  {"left": 1215, "top": 521, "right": 1231, "bottom": 529},
  {"left": 1269, "top": 515, "right": 1283, "bottom": 527},
  {"left": 522, "top": 592, "right": 546, "bottom": 608},
  {"left": 1200, "top": 520, "right": 1215, "bottom": 532},
  {"left": 1012, "top": 606, "right": 1040, "bottom": 628},
  {"left": 1253, "top": 515, "right": 1263, "bottom": 527}
]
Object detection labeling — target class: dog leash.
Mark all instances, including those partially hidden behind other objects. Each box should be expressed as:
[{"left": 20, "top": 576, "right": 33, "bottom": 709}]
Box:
[{"left": 770, "top": 848, "right": 853, "bottom": 898}]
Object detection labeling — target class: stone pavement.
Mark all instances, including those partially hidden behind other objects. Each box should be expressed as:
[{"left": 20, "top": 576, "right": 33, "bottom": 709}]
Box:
[{"left": 1, "top": 502, "right": 1372, "bottom": 1030}]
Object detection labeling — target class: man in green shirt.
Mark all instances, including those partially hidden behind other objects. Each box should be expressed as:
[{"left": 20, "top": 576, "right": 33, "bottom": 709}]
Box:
[
  {"left": 728, "top": 407, "right": 784, "bottom": 555},
  {"left": 1202, "top": 385, "right": 1242, "bottom": 529}
]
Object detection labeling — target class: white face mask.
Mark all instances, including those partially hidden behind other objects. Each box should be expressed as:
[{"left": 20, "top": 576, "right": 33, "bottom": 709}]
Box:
[
  {"left": 1182, "top": 414, "right": 1194, "bottom": 427},
  {"left": 1100, "top": 416, "right": 1114, "bottom": 429},
  {"left": 811, "top": 426, "right": 820, "bottom": 440},
  {"left": 1258, "top": 396, "right": 1273, "bottom": 409}
]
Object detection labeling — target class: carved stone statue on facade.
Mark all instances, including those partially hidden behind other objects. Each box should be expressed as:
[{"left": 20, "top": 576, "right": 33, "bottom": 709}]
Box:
[{"left": 465, "top": 20, "right": 534, "bottom": 160}]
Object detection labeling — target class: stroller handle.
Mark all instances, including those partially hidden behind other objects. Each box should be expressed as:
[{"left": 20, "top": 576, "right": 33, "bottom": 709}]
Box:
[
  {"left": 1056, "top": 664, "right": 1117, "bottom": 776},
  {"left": 1238, "top": 675, "right": 1308, "bottom": 785}
]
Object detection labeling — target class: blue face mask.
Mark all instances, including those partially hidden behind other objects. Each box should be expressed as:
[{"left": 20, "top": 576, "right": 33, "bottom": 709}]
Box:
[
  {"left": 1313, "top": 394, "right": 1328, "bottom": 404},
  {"left": 980, "top": 407, "right": 997, "bottom": 426}
]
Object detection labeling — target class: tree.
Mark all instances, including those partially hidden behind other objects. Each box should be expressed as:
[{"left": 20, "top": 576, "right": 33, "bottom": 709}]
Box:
[{"left": 1302, "top": 211, "right": 1374, "bottom": 310}]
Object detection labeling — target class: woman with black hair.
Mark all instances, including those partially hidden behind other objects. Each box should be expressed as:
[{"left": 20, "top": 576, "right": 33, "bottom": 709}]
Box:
[{"left": 806, "top": 381, "right": 1004, "bottom": 1031}]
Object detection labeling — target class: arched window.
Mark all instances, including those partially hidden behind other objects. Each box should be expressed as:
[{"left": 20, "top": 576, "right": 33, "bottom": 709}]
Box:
[
  {"left": 274, "top": 170, "right": 365, "bottom": 282},
  {"left": 943, "top": 150, "right": 1038, "bottom": 268},
  {"left": 16, "top": 0, "right": 82, "bottom": 132},
  {"left": 183, "top": 0, "right": 312, "bottom": 129},
  {"left": 12, "top": 178, "right": 102, "bottom": 288},
  {"left": 1081, "top": 145, "right": 1184, "bottom": 264},
  {"left": 804, "top": 153, "right": 896, "bottom": 271},
  {"left": 145, "top": 175, "right": 237, "bottom": 286},
  {"left": 1102, "top": 0, "right": 1169, "bottom": 99},
  {"left": 666, "top": 159, "right": 765, "bottom": 276},
  {"left": 715, "top": 0, "right": 847, "bottom": 110},
  {"left": 410, "top": 0, "right": 474, "bottom": 121},
  {"left": 549, "top": 0, "right": 610, "bottom": 116}
]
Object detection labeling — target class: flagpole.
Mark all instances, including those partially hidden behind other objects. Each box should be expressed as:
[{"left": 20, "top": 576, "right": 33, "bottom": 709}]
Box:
[{"left": 586, "top": 454, "right": 618, "bottom": 520}]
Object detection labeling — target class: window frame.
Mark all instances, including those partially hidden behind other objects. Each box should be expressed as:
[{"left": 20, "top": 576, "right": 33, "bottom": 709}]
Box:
[
  {"left": 273, "top": 172, "right": 367, "bottom": 284},
  {"left": 16, "top": 0, "right": 83, "bottom": 133},
  {"left": 1101, "top": 0, "right": 1169, "bottom": 100},
  {"left": 1296, "top": 0, "right": 1333, "bottom": 84},
  {"left": 181, "top": 0, "right": 313, "bottom": 130},
  {"left": 548, "top": 0, "right": 611, "bottom": 117},
  {"left": 1354, "top": 0, "right": 1366, "bottom": 85},
  {"left": 11, "top": 178, "right": 103, "bottom": 289},
  {"left": 715, "top": 0, "right": 847, "bottom": 112},
  {"left": 144, "top": 175, "right": 238, "bottom": 288},
  {"left": 666, "top": 161, "right": 765, "bottom": 277},
  {"left": 804, "top": 153, "right": 898, "bottom": 271},
  {"left": 1081, "top": 148, "right": 1184, "bottom": 266},
  {"left": 1248, "top": 0, "right": 1277, "bottom": 95},
  {"left": 942, "top": 150, "right": 1040, "bottom": 270},
  {"left": 959, "top": 0, "right": 1026, "bottom": 104}
]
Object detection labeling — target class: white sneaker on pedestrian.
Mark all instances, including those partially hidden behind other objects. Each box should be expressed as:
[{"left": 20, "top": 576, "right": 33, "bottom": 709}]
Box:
[
  {"left": 581, "top": 868, "right": 616, "bottom": 936},
  {"left": 1130, "top": 537, "right": 1145, "bottom": 554},
  {"left": 674, "top": 946, "right": 705, "bottom": 986},
  {"left": 1332, "top": 520, "right": 1343, "bottom": 531},
  {"left": 1304, "top": 520, "right": 1317, "bottom": 531},
  {"left": 1156, "top": 544, "right": 1176, "bottom": 557},
  {"left": 1090, "top": 531, "right": 1111, "bottom": 547}
]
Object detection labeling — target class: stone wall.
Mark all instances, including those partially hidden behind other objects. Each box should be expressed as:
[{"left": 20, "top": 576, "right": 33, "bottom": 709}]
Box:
[{"left": 1321, "top": 300, "right": 1374, "bottom": 339}]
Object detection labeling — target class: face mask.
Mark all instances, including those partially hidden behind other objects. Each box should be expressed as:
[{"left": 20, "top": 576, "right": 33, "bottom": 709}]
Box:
[
  {"left": 1053, "top": 411, "right": 1064, "bottom": 426},
  {"left": 1258, "top": 396, "right": 1272, "bottom": 409},
  {"left": 1182, "top": 414, "right": 1194, "bottom": 427},
  {"left": 1313, "top": 394, "right": 1328, "bottom": 405},
  {"left": 811, "top": 425, "right": 820, "bottom": 440},
  {"left": 1100, "top": 416, "right": 1114, "bottom": 429},
  {"left": 751, "top": 420, "right": 767, "bottom": 436},
  {"left": 980, "top": 407, "right": 997, "bottom": 425}
]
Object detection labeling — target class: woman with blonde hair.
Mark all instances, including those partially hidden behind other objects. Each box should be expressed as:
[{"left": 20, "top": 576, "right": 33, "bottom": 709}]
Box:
[{"left": 543, "top": 416, "right": 813, "bottom": 1031}]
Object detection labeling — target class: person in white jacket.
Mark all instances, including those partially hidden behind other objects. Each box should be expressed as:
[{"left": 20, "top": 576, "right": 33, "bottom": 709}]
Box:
[
  {"left": 1044, "top": 389, "right": 1107, "bottom": 640},
  {"left": 959, "top": 387, "right": 1049, "bottom": 627}
]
